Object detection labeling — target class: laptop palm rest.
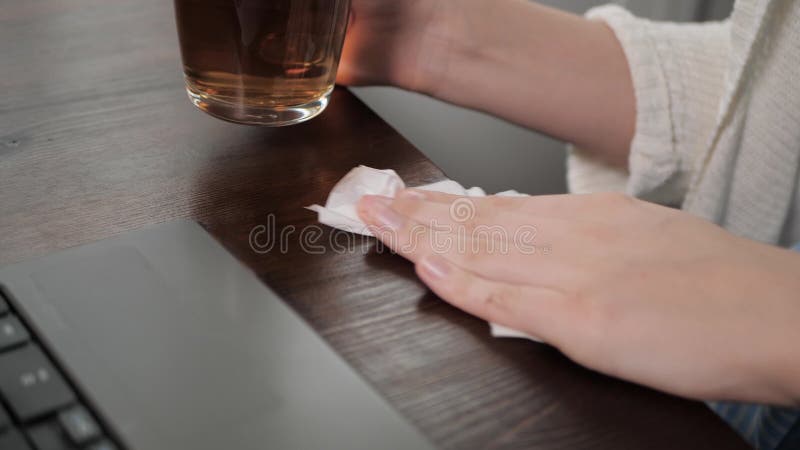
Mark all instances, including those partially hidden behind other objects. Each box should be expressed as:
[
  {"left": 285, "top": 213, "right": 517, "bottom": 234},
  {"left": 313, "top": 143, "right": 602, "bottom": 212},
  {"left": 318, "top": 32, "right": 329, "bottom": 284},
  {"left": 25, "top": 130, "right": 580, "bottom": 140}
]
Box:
[{"left": 0, "top": 222, "right": 434, "bottom": 450}]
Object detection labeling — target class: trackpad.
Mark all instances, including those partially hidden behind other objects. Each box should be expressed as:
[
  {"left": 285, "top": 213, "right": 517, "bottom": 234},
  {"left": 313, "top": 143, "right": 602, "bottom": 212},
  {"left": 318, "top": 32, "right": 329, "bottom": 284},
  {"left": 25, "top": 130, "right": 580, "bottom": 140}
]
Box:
[
  {"left": 31, "top": 246, "right": 282, "bottom": 447},
  {"left": 12, "top": 225, "right": 433, "bottom": 450}
]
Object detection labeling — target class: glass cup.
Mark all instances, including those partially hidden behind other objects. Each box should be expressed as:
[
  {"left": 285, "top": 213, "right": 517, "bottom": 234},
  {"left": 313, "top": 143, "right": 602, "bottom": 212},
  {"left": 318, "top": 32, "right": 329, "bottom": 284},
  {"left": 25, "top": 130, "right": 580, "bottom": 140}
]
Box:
[{"left": 174, "top": 0, "right": 351, "bottom": 126}]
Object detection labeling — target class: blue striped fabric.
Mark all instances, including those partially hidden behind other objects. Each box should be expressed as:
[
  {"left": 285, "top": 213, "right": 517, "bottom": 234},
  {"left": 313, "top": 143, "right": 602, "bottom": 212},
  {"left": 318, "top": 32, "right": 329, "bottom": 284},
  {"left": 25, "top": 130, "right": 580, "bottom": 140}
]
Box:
[
  {"left": 707, "top": 242, "right": 800, "bottom": 450},
  {"left": 709, "top": 402, "right": 799, "bottom": 450}
]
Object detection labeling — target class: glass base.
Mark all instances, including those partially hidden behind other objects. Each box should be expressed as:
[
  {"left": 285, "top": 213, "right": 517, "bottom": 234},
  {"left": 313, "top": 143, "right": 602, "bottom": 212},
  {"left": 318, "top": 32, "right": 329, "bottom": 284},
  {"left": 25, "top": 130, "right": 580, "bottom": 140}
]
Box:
[{"left": 185, "top": 86, "right": 331, "bottom": 127}]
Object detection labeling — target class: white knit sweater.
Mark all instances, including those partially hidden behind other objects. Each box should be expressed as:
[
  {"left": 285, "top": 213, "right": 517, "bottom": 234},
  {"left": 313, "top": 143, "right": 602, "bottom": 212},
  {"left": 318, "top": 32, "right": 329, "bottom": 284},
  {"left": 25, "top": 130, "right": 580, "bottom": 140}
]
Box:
[{"left": 568, "top": 0, "right": 800, "bottom": 246}]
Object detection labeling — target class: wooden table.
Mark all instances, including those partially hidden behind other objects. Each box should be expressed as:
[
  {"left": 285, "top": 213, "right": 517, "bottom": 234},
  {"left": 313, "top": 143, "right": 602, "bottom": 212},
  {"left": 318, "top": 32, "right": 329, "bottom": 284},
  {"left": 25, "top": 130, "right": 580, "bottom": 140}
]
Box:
[{"left": 0, "top": 0, "right": 750, "bottom": 448}]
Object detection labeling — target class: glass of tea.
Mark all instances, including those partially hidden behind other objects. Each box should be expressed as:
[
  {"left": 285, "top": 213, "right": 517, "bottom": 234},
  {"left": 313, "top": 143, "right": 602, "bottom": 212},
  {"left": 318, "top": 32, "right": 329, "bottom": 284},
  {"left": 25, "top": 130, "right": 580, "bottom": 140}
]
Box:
[{"left": 174, "top": 0, "right": 351, "bottom": 126}]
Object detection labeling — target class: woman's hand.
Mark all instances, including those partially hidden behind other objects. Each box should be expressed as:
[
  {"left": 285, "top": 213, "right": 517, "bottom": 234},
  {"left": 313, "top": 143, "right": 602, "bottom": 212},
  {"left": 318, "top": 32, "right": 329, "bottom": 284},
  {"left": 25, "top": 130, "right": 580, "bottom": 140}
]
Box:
[{"left": 357, "top": 190, "right": 800, "bottom": 406}]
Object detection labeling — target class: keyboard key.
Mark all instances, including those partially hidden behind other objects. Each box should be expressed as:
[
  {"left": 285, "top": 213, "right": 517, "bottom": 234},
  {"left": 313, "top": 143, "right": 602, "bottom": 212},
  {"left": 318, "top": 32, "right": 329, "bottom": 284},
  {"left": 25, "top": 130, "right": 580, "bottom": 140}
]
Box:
[
  {"left": 57, "top": 405, "right": 100, "bottom": 445},
  {"left": 0, "top": 345, "right": 76, "bottom": 422},
  {"left": 0, "top": 315, "right": 30, "bottom": 351},
  {"left": 0, "top": 403, "right": 10, "bottom": 430},
  {"left": 86, "top": 439, "right": 117, "bottom": 450},
  {"left": 26, "top": 421, "right": 76, "bottom": 450},
  {"left": 0, "top": 428, "right": 33, "bottom": 450}
]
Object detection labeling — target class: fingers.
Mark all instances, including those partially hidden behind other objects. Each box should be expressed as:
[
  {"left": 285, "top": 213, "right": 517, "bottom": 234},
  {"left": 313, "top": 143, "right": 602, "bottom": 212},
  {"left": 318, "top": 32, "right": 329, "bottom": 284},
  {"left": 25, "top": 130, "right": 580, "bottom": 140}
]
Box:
[
  {"left": 359, "top": 192, "right": 596, "bottom": 286},
  {"left": 359, "top": 193, "right": 565, "bottom": 253},
  {"left": 399, "top": 189, "right": 652, "bottom": 225},
  {"left": 415, "top": 254, "right": 568, "bottom": 344},
  {"left": 389, "top": 190, "right": 578, "bottom": 242},
  {"left": 357, "top": 194, "right": 582, "bottom": 287}
]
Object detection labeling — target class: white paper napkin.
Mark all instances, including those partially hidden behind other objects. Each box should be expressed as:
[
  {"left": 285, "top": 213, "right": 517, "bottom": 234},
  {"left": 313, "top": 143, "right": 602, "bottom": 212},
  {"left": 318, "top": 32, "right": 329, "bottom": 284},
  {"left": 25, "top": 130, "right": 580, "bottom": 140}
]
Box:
[{"left": 307, "top": 165, "right": 542, "bottom": 343}]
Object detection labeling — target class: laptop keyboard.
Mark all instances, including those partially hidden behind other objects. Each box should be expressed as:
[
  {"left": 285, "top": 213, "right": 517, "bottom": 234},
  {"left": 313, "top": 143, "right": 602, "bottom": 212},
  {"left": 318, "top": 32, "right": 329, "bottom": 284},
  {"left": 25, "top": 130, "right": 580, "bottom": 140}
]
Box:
[{"left": 0, "top": 289, "right": 119, "bottom": 450}]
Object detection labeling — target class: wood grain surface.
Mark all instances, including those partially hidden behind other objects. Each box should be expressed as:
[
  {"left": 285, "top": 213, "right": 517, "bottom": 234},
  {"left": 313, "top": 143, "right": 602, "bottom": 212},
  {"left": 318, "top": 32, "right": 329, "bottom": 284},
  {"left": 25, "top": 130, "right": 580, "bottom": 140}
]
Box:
[{"left": 0, "top": 0, "right": 750, "bottom": 448}]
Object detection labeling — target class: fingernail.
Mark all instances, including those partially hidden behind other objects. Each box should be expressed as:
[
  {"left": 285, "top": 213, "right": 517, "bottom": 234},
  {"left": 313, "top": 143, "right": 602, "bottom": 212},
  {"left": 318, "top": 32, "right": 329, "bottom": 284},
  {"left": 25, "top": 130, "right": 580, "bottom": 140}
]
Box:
[
  {"left": 372, "top": 200, "right": 405, "bottom": 230},
  {"left": 399, "top": 189, "right": 426, "bottom": 200},
  {"left": 420, "top": 255, "right": 451, "bottom": 280}
]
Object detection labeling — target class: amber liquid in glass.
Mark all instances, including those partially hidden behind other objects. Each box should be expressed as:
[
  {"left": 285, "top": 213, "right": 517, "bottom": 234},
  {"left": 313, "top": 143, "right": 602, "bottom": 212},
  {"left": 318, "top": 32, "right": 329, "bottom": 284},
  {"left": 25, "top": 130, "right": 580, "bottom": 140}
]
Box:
[{"left": 174, "top": 0, "right": 350, "bottom": 125}]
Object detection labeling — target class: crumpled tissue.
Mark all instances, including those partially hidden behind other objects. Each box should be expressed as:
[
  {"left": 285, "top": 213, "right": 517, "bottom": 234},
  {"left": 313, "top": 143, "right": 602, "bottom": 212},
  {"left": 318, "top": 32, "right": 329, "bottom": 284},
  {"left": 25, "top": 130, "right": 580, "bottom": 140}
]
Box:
[{"left": 307, "top": 165, "right": 542, "bottom": 343}]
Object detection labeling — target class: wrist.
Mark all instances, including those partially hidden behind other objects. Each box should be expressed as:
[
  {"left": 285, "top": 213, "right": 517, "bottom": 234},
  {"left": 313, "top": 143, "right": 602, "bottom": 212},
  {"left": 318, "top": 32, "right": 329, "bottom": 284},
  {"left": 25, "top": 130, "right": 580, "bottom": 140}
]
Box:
[
  {"left": 386, "top": 2, "right": 456, "bottom": 95},
  {"left": 402, "top": 0, "right": 502, "bottom": 98},
  {"left": 736, "top": 244, "right": 800, "bottom": 406},
  {"left": 762, "top": 248, "right": 800, "bottom": 406}
]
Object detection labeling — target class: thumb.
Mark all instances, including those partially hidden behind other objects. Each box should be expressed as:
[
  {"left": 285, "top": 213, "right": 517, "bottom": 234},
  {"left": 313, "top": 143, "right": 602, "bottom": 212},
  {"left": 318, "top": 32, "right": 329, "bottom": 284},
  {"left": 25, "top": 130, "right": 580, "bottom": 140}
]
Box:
[{"left": 416, "top": 254, "right": 567, "bottom": 344}]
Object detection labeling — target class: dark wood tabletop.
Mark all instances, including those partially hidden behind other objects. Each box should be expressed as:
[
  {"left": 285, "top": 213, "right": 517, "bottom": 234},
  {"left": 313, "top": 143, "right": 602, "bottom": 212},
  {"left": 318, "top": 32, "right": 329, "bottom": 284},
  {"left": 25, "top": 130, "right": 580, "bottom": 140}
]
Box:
[{"left": 0, "top": 0, "right": 751, "bottom": 449}]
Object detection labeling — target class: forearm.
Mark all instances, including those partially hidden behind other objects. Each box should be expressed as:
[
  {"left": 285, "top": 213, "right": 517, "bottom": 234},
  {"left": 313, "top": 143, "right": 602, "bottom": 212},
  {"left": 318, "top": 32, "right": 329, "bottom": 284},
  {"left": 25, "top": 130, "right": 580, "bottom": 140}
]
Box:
[{"left": 408, "top": 0, "right": 635, "bottom": 168}]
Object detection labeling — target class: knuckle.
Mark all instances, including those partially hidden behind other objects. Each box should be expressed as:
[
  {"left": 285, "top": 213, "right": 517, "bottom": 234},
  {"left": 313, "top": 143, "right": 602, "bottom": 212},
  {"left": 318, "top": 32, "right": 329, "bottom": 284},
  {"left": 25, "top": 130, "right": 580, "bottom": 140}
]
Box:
[{"left": 481, "top": 286, "right": 518, "bottom": 321}]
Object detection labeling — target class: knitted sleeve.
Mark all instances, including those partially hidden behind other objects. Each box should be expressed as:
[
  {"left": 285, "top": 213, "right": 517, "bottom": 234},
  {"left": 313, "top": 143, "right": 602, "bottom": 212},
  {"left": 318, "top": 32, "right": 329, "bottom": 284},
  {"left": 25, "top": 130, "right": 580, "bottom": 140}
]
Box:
[{"left": 567, "top": 5, "right": 731, "bottom": 205}]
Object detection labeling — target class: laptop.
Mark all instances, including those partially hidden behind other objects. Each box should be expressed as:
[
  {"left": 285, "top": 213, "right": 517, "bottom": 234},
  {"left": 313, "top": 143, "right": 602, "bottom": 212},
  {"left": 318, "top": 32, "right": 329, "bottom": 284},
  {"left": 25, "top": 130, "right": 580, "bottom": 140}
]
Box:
[{"left": 0, "top": 221, "right": 435, "bottom": 450}]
